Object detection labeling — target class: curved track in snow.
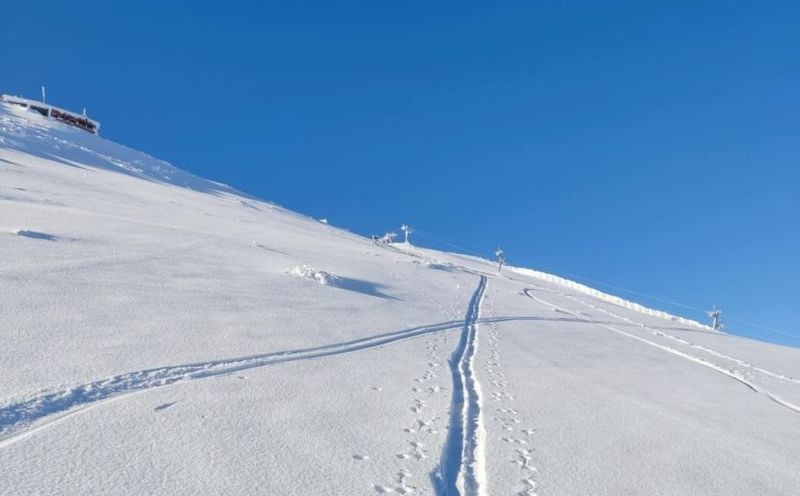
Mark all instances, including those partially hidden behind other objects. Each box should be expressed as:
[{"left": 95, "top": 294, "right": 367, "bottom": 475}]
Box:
[
  {"left": 524, "top": 288, "right": 800, "bottom": 416},
  {"left": 0, "top": 319, "right": 465, "bottom": 448},
  {"left": 0, "top": 278, "right": 506, "bottom": 451}
]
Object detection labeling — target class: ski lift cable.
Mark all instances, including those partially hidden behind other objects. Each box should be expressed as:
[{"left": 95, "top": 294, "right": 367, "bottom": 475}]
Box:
[
  {"left": 529, "top": 264, "right": 800, "bottom": 340},
  {"left": 410, "top": 227, "right": 800, "bottom": 341},
  {"left": 414, "top": 229, "right": 496, "bottom": 258},
  {"left": 716, "top": 317, "right": 800, "bottom": 340},
  {"left": 414, "top": 232, "right": 486, "bottom": 256}
]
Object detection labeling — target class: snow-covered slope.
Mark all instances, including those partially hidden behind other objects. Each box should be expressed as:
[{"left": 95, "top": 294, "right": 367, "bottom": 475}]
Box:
[{"left": 1, "top": 103, "right": 799, "bottom": 496}]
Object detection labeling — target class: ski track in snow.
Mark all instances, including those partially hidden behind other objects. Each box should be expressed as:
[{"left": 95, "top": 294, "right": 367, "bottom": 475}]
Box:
[
  {"left": 0, "top": 278, "right": 522, "bottom": 452},
  {"left": 372, "top": 284, "right": 461, "bottom": 495},
  {"left": 433, "top": 275, "right": 488, "bottom": 496},
  {"left": 523, "top": 288, "right": 800, "bottom": 416},
  {"left": 523, "top": 283, "right": 800, "bottom": 387},
  {"left": 0, "top": 317, "right": 471, "bottom": 449}
]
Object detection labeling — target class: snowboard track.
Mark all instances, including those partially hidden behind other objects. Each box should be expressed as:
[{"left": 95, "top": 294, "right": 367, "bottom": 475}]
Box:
[
  {"left": 433, "top": 275, "right": 488, "bottom": 496},
  {"left": 523, "top": 288, "right": 800, "bottom": 416}
]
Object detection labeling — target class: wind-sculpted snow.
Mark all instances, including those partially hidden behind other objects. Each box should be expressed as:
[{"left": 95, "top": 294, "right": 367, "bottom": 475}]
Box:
[
  {"left": 0, "top": 102, "right": 242, "bottom": 197},
  {"left": 511, "top": 266, "right": 711, "bottom": 331},
  {"left": 288, "top": 265, "right": 399, "bottom": 299}
]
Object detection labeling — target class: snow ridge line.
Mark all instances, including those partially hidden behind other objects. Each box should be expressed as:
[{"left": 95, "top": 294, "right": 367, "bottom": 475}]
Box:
[
  {"left": 525, "top": 284, "right": 800, "bottom": 386},
  {"left": 523, "top": 289, "right": 800, "bottom": 416},
  {"left": 434, "top": 275, "right": 488, "bottom": 496},
  {"left": 0, "top": 319, "right": 474, "bottom": 449},
  {"left": 586, "top": 301, "right": 800, "bottom": 386}
]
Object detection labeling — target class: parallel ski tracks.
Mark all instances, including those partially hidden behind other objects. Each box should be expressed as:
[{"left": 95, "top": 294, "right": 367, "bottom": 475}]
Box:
[
  {"left": 524, "top": 288, "right": 800, "bottom": 416},
  {"left": 434, "top": 275, "right": 488, "bottom": 496}
]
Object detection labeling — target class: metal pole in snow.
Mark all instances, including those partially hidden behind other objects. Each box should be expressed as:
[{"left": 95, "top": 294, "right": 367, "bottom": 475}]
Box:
[
  {"left": 401, "top": 224, "right": 412, "bottom": 244},
  {"left": 709, "top": 306, "right": 723, "bottom": 331},
  {"left": 41, "top": 86, "right": 46, "bottom": 104},
  {"left": 495, "top": 247, "right": 505, "bottom": 274}
]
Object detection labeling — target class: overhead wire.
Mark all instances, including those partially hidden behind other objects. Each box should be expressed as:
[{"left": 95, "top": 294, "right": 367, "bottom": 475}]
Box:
[{"left": 404, "top": 225, "right": 800, "bottom": 342}]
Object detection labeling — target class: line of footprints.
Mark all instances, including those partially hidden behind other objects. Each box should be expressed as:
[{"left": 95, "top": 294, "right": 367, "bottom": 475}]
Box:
[
  {"left": 485, "top": 317, "right": 539, "bottom": 496},
  {"left": 370, "top": 292, "right": 466, "bottom": 495},
  {"left": 372, "top": 331, "right": 451, "bottom": 494}
]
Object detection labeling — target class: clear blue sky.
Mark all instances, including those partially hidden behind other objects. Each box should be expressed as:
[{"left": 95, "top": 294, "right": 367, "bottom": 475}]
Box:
[{"left": 3, "top": 1, "right": 798, "bottom": 346}]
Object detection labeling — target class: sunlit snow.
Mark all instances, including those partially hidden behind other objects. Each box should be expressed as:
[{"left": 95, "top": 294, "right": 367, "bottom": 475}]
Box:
[{"left": 1, "top": 102, "right": 799, "bottom": 495}]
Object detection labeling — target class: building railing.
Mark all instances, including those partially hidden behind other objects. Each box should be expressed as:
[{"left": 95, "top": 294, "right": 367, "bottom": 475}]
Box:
[{"left": 1, "top": 94, "right": 101, "bottom": 135}]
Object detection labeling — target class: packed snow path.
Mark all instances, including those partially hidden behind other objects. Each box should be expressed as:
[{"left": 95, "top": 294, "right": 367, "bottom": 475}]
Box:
[{"left": 435, "top": 275, "right": 488, "bottom": 496}]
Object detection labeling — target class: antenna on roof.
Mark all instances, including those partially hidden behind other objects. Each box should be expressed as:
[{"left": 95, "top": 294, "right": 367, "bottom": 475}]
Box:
[{"left": 41, "top": 85, "right": 46, "bottom": 104}]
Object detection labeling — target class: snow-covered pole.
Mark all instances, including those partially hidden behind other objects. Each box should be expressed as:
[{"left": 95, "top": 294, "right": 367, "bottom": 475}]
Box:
[
  {"left": 495, "top": 247, "right": 505, "bottom": 274},
  {"left": 708, "top": 306, "right": 723, "bottom": 331},
  {"left": 41, "top": 85, "right": 46, "bottom": 104},
  {"left": 400, "top": 224, "right": 412, "bottom": 244}
]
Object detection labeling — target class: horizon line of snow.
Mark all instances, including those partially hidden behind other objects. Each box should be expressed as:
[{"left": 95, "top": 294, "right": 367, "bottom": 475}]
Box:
[{"left": 511, "top": 267, "right": 712, "bottom": 332}]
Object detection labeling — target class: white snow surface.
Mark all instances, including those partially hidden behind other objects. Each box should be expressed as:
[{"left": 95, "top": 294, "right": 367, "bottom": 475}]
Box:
[{"left": 1, "top": 102, "right": 799, "bottom": 495}]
